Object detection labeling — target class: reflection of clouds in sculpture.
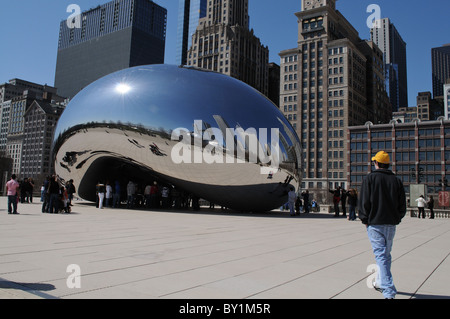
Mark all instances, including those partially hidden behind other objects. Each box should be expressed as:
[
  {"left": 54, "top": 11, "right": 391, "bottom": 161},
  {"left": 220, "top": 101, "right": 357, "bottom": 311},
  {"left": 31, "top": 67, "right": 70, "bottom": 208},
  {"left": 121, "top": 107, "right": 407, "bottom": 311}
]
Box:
[{"left": 53, "top": 65, "right": 302, "bottom": 212}]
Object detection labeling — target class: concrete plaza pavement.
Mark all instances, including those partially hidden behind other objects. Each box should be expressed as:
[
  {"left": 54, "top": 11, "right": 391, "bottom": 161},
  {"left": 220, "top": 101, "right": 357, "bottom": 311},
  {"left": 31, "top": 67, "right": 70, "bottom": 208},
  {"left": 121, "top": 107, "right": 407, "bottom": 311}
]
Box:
[{"left": 1, "top": 196, "right": 449, "bottom": 300}]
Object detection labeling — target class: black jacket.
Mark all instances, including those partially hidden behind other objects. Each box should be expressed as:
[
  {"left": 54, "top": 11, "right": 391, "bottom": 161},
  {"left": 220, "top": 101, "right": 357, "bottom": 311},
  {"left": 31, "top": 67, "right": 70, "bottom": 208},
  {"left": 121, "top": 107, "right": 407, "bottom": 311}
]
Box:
[{"left": 358, "top": 169, "right": 406, "bottom": 226}]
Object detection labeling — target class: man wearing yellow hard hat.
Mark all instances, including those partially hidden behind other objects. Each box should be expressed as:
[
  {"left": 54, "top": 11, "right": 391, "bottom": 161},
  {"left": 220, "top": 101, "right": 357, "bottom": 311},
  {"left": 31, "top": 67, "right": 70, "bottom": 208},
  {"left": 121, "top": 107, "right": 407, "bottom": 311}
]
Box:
[
  {"left": 371, "top": 151, "right": 391, "bottom": 166},
  {"left": 358, "top": 151, "right": 406, "bottom": 299}
]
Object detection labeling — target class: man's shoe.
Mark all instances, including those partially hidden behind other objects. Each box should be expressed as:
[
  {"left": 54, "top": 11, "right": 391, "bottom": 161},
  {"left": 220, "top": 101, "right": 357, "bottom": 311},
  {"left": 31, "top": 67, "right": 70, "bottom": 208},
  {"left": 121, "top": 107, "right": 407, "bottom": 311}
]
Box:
[{"left": 372, "top": 282, "right": 384, "bottom": 293}]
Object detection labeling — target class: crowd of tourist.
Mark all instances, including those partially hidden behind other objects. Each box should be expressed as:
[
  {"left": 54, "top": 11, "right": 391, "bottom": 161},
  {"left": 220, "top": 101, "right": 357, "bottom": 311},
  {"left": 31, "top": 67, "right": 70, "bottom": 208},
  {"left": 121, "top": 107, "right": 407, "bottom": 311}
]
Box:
[
  {"left": 93, "top": 180, "right": 202, "bottom": 211},
  {"left": 4, "top": 174, "right": 437, "bottom": 219}
]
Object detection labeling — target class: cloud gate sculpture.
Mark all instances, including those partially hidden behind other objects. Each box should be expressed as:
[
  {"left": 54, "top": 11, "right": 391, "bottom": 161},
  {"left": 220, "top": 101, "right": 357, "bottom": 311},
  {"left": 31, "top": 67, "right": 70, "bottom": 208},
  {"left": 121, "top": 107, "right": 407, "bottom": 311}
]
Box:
[{"left": 52, "top": 65, "right": 302, "bottom": 212}]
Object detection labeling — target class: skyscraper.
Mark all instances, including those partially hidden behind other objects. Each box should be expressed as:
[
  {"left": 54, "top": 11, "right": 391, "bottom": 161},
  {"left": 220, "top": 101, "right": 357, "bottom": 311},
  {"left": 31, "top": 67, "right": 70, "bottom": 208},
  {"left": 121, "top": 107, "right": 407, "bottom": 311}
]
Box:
[
  {"left": 22, "top": 101, "right": 65, "bottom": 179},
  {"left": 55, "top": 0, "right": 167, "bottom": 99},
  {"left": 371, "top": 18, "right": 408, "bottom": 111},
  {"left": 444, "top": 80, "right": 450, "bottom": 120},
  {"left": 432, "top": 44, "right": 450, "bottom": 99},
  {"left": 186, "top": 0, "right": 269, "bottom": 96},
  {"left": 0, "top": 79, "right": 65, "bottom": 177},
  {"left": 176, "top": 0, "right": 207, "bottom": 66},
  {"left": 279, "top": 0, "right": 390, "bottom": 191}
]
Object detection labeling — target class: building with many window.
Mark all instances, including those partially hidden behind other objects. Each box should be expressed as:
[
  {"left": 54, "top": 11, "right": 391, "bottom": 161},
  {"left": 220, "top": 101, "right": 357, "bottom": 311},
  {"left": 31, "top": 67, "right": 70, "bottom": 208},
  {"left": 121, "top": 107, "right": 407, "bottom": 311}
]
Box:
[
  {"left": 6, "top": 91, "right": 65, "bottom": 177},
  {"left": 432, "top": 44, "right": 450, "bottom": 99},
  {"left": 268, "top": 62, "right": 280, "bottom": 107},
  {"left": 445, "top": 81, "right": 450, "bottom": 120},
  {"left": 0, "top": 78, "right": 65, "bottom": 179},
  {"left": 55, "top": 0, "right": 167, "bottom": 99},
  {"left": 186, "top": 0, "right": 269, "bottom": 96},
  {"left": 1, "top": 79, "right": 58, "bottom": 152},
  {"left": 176, "top": 0, "right": 207, "bottom": 65},
  {"left": 416, "top": 91, "right": 444, "bottom": 121},
  {"left": 21, "top": 101, "right": 65, "bottom": 180},
  {"left": 371, "top": 18, "right": 408, "bottom": 111},
  {"left": 348, "top": 119, "right": 450, "bottom": 200},
  {"left": 279, "top": 0, "right": 390, "bottom": 191},
  {"left": 393, "top": 92, "right": 444, "bottom": 123}
]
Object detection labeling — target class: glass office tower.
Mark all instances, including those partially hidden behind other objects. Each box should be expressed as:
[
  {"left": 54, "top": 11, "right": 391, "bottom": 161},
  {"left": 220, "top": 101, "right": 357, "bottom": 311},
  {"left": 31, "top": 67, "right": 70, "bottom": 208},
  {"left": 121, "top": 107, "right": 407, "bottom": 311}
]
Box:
[
  {"left": 432, "top": 44, "right": 450, "bottom": 99},
  {"left": 55, "top": 0, "right": 167, "bottom": 99},
  {"left": 371, "top": 18, "right": 408, "bottom": 111},
  {"left": 176, "top": 0, "right": 207, "bottom": 66}
]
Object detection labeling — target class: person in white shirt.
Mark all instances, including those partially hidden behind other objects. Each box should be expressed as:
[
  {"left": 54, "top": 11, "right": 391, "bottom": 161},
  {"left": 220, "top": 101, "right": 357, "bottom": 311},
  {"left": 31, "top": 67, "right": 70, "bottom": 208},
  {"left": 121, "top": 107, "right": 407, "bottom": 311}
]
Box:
[
  {"left": 97, "top": 182, "right": 106, "bottom": 209},
  {"left": 105, "top": 182, "right": 113, "bottom": 207},
  {"left": 415, "top": 195, "right": 427, "bottom": 219}
]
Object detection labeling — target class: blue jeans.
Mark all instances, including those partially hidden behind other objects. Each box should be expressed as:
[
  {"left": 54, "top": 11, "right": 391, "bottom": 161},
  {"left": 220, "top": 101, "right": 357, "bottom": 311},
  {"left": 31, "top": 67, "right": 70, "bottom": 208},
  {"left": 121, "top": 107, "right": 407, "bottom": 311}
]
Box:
[
  {"left": 288, "top": 202, "right": 295, "bottom": 215},
  {"left": 349, "top": 205, "right": 356, "bottom": 220},
  {"left": 113, "top": 193, "right": 121, "bottom": 208},
  {"left": 48, "top": 193, "right": 60, "bottom": 214},
  {"left": 8, "top": 195, "right": 18, "bottom": 213},
  {"left": 127, "top": 195, "right": 134, "bottom": 209},
  {"left": 367, "top": 225, "right": 397, "bottom": 299}
]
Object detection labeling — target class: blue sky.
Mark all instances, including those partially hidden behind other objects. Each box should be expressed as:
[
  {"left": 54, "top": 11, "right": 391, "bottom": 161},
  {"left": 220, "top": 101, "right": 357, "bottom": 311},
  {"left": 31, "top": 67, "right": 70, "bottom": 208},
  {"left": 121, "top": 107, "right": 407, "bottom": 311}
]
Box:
[{"left": 1, "top": 0, "right": 449, "bottom": 107}]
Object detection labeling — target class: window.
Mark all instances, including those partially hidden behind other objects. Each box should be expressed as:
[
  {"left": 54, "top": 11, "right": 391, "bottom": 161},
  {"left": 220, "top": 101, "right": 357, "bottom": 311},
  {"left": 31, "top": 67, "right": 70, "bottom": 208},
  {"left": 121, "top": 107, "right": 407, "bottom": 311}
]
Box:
[{"left": 435, "top": 151, "right": 441, "bottom": 161}]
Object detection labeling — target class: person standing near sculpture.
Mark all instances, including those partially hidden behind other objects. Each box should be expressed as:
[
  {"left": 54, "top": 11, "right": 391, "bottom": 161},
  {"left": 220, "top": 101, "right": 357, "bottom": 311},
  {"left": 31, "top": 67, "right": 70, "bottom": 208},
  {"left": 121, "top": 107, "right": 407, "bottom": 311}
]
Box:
[
  {"left": 6, "top": 174, "right": 20, "bottom": 214},
  {"left": 144, "top": 183, "right": 152, "bottom": 208},
  {"left": 66, "top": 179, "right": 76, "bottom": 206},
  {"left": 150, "top": 181, "right": 159, "bottom": 208},
  {"left": 161, "top": 186, "right": 170, "bottom": 209},
  {"left": 20, "top": 178, "right": 31, "bottom": 203},
  {"left": 28, "top": 178, "right": 35, "bottom": 203},
  {"left": 347, "top": 188, "right": 358, "bottom": 221},
  {"left": 428, "top": 196, "right": 435, "bottom": 219},
  {"left": 288, "top": 187, "right": 297, "bottom": 217},
  {"left": 359, "top": 151, "right": 406, "bottom": 299},
  {"left": 340, "top": 188, "right": 348, "bottom": 218},
  {"left": 301, "top": 190, "right": 310, "bottom": 214},
  {"left": 97, "top": 182, "right": 106, "bottom": 209},
  {"left": 127, "top": 181, "right": 136, "bottom": 209},
  {"left": 329, "top": 187, "right": 341, "bottom": 217},
  {"left": 113, "top": 180, "right": 121, "bottom": 208},
  {"left": 105, "top": 181, "right": 113, "bottom": 208},
  {"left": 41, "top": 176, "right": 51, "bottom": 213},
  {"left": 415, "top": 195, "right": 427, "bottom": 219},
  {"left": 48, "top": 175, "right": 61, "bottom": 214}
]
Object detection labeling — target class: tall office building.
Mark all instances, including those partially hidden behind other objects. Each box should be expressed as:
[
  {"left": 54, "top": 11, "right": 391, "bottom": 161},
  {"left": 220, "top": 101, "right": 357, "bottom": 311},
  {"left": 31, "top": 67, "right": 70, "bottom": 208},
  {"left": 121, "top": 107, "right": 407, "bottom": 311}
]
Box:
[
  {"left": 444, "top": 81, "right": 450, "bottom": 120},
  {"left": 1, "top": 80, "right": 43, "bottom": 152},
  {"left": 186, "top": 0, "right": 269, "bottom": 96},
  {"left": 176, "top": 0, "right": 207, "bottom": 65},
  {"left": 416, "top": 92, "right": 444, "bottom": 121},
  {"left": 0, "top": 80, "right": 65, "bottom": 177},
  {"left": 22, "top": 101, "right": 65, "bottom": 180},
  {"left": 268, "top": 62, "right": 280, "bottom": 107},
  {"left": 371, "top": 18, "right": 408, "bottom": 111},
  {"left": 55, "top": 0, "right": 167, "bottom": 99},
  {"left": 432, "top": 44, "right": 450, "bottom": 98},
  {"left": 279, "top": 0, "right": 390, "bottom": 191},
  {"left": 0, "top": 79, "right": 64, "bottom": 152}
]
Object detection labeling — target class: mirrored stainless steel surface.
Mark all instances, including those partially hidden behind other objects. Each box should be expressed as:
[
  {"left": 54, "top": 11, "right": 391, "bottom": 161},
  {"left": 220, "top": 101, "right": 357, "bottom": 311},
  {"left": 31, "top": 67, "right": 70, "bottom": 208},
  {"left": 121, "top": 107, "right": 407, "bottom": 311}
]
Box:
[{"left": 53, "top": 64, "right": 302, "bottom": 212}]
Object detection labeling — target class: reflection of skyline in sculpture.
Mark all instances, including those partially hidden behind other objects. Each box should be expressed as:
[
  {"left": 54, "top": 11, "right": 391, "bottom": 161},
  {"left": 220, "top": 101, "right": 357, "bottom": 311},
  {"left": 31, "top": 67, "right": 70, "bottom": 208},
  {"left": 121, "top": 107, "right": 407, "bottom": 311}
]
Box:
[{"left": 52, "top": 65, "right": 302, "bottom": 212}]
